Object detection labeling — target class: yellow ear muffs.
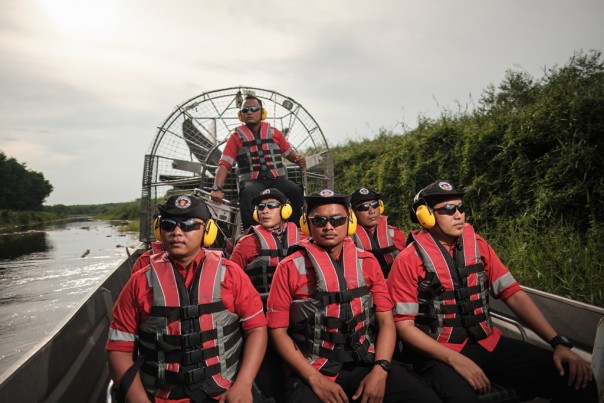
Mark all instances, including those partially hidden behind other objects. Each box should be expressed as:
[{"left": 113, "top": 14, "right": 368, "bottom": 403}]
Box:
[
  {"left": 253, "top": 209, "right": 260, "bottom": 223},
  {"left": 415, "top": 204, "right": 436, "bottom": 229},
  {"left": 378, "top": 200, "right": 385, "bottom": 215},
  {"left": 202, "top": 218, "right": 218, "bottom": 248},
  {"left": 347, "top": 209, "right": 357, "bottom": 236},
  {"left": 300, "top": 214, "right": 310, "bottom": 236},
  {"left": 238, "top": 108, "right": 268, "bottom": 122},
  {"left": 153, "top": 216, "right": 161, "bottom": 240},
  {"left": 281, "top": 203, "right": 293, "bottom": 220}
]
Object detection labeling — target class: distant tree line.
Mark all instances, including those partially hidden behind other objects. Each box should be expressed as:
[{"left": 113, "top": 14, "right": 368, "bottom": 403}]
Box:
[
  {"left": 331, "top": 50, "right": 604, "bottom": 306},
  {"left": 0, "top": 152, "right": 53, "bottom": 210}
]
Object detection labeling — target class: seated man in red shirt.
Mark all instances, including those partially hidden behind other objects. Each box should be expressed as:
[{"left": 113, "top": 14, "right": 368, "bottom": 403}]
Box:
[
  {"left": 388, "top": 179, "right": 597, "bottom": 403},
  {"left": 350, "top": 187, "right": 406, "bottom": 278},
  {"left": 106, "top": 194, "right": 267, "bottom": 403},
  {"left": 266, "top": 189, "right": 441, "bottom": 403},
  {"left": 210, "top": 95, "right": 306, "bottom": 231},
  {"left": 230, "top": 188, "right": 306, "bottom": 296}
]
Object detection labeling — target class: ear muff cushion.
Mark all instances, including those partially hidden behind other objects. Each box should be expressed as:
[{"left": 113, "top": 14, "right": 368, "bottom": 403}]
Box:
[
  {"left": 238, "top": 112, "right": 244, "bottom": 122},
  {"left": 202, "top": 219, "right": 218, "bottom": 247},
  {"left": 281, "top": 203, "right": 292, "bottom": 220},
  {"left": 378, "top": 200, "right": 385, "bottom": 215},
  {"left": 416, "top": 204, "right": 436, "bottom": 228},
  {"left": 153, "top": 216, "right": 161, "bottom": 240},
  {"left": 347, "top": 209, "right": 357, "bottom": 236},
  {"left": 300, "top": 214, "right": 310, "bottom": 236},
  {"left": 253, "top": 209, "right": 260, "bottom": 222}
]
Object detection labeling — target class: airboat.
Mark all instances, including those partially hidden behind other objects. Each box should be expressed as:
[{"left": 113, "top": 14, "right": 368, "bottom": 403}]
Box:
[
  {"left": 138, "top": 86, "right": 334, "bottom": 249},
  {"left": 0, "top": 87, "right": 602, "bottom": 403}
]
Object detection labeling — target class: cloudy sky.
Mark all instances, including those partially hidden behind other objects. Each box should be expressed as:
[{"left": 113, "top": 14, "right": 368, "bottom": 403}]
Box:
[{"left": 1, "top": 0, "right": 602, "bottom": 205}]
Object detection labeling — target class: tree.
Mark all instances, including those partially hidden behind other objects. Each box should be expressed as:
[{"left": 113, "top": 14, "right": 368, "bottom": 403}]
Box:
[{"left": 0, "top": 151, "right": 53, "bottom": 210}]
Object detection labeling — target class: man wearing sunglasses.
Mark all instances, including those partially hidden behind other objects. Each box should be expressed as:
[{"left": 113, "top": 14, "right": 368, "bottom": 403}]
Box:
[
  {"left": 388, "top": 180, "right": 597, "bottom": 403},
  {"left": 107, "top": 194, "right": 268, "bottom": 403},
  {"left": 230, "top": 188, "right": 306, "bottom": 296},
  {"left": 266, "top": 189, "right": 441, "bottom": 403},
  {"left": 350, "top": 187, "right": 406, "bottom": 278},
  {"left": 210, "top": 95, "right": 306, "bottom": 231}
]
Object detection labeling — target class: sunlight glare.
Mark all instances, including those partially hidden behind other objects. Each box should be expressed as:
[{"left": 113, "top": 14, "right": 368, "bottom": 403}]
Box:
[{"left": 39, "top": 0, "right": 117, "bottom": 38}]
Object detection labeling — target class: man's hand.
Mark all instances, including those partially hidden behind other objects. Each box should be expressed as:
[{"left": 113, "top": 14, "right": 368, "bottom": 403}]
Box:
[
  {"left": 294, "top": 154, "right": 306, "bottom": 168},
  {"left": 218, "top": 381, "right": 253, "bottom": 403},
  {"left": 352, "top": 366, "right": 387, "bottom": 403},
  {"left": 210, "top": 189, "right": 224, "bottom": 204},
  {"left": 553, "top": 346, "right": 593, "bottom": 390},
  {"left": 308, "top": 371, "right": 348, "bottom": 403},
  {"left": 448, "top": 351, "right": 491, "bottom": 394}
]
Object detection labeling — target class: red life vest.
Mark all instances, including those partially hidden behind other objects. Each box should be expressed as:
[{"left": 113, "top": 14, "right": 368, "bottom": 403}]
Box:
[
  {"left": 235, "top": 122, "right": 287, "bottom": 181},
  {"left": 137, "top": 251, "right": 242, "bottom": 400},
  {"left": 411, "top": 224, "right": 493, "bottom": 344},
  {"left": 351, "top": 215, "right": 400, "bottom": 277},
  {"left": 287, "top": 238, "right": 376, "bottom": 376},
  {"left": 246, "top": 222, "right": 301, "bottom": 293}
]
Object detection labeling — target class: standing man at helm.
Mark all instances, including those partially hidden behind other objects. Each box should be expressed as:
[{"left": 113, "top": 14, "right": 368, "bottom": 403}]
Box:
[
  {"left": 350, "top": 187, "right": 406, "bottom": 278},
  {"left": 230, "top": 188, "right": 307, "bottom": 296},
  {"left": 106, "top": 194, "right": 267, "bottom": 403},
  {"left": 266, "top": 189, "right": 441, "bottom": 403},
  {"left": 210, "top": 95, "right": 306, "bottom": 231},
  {"left": 388, "top": 179, "right": 597, "bottom": 403}
]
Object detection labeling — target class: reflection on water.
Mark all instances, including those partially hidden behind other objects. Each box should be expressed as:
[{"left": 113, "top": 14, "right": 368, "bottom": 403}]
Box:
[
  {"left": 0, "top": 219, "right": 140, "bottom": 376},
  {"left": 0, "top": 232, "right": 50, "bottom": 261}
]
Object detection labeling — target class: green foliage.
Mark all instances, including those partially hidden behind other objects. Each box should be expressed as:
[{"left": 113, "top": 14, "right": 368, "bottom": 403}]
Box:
[
  {"left": 331, "top": 50, "right": 604, "bottom": 306},
  {"left": 0, "top": 151, "right": 53, "bottom": 210}
]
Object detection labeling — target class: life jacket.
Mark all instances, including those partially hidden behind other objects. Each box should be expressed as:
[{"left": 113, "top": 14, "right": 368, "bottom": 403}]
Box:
[
  {"left": 137, "top": 251, "right": 243, "bottom": 400},
  {"left": 410, "top": 224, "right": 493, "bottom": 344},
  {"left": 287, "top": 238, "right": 376, "bottom": 376},
  {"left": 351, "top": 215, "right": 400, "bottom": 278},
  {"left": 235, "top": 122, "right": 287, "bottom": 181},
  {"left": 246, "top": 222, "right": 301, "bottom": 293}
]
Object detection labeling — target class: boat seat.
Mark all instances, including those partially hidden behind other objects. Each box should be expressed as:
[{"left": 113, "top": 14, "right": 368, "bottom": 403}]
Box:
[{"left": 477, "top": 384, "right": 524, "bottom": 403}]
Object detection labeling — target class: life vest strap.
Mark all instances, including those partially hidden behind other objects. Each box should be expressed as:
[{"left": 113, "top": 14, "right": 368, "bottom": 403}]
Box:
[
  {"left": 441, "top": 312, "right": 487, "bottom": 328},
  {"left": 419, "top": 298, "right": 485, "bottom": 315},
  {"left": 323, "top": 307, "right": 372, "bottom": 333},
  {"left": 441, "top": 284, "right": 482, "bottom": 301},
  {"left": 318, "top": 338, "right": 372, "bottom": 363},
  {"left": 139, "top": 320, "right": 240, "bottom": 349},
  {"left": 143, "top": 333, "right": 240, "bottom": 365},
  {"left": 150, "top": 301, "right": 226, "bottom": 321},
  {"left": 314, "top": 285, "right": 369, "bottom": 306},
  {"left": 258, "top": 249, "right": 287, "bottom": 258},
  {"left": 370, "top": 244, "right": 398, "bottom": 257}
]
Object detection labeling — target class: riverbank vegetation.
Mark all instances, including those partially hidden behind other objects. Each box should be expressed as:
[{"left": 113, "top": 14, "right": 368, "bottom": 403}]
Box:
[{"left": 332, "top": 50, "right": 604, "bottom": 307}]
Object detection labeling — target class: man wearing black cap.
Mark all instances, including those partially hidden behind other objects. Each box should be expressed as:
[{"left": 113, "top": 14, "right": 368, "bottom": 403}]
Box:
[
  {"left": 350, "top": 187, "right": 406, "bottom": 278},
  {"left": 388, "top": 180, "right": 597, "bottom": 403},
  {"left": 266, "top": 189, "right": 441, "bottom": 402},
  {"left": 106, "top": 194, "right": 268, "bottom": 403},
  {"left": 230, "top": 188, "right": 307, "bottom": 295}
]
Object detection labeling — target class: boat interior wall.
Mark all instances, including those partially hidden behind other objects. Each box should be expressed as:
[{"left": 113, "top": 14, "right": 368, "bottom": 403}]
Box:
[{"left": 0, "top": 247, "right": 145, "bottom": 403}]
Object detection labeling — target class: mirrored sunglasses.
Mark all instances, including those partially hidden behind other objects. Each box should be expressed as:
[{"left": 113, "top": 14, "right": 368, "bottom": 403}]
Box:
[
  {"left": 355, "top": 200, "right": 380, "bottom": 212},
  {"left": 256, "top": 201, "right": 281, "bottom": 211},
  {"left": 240, "top": 106, "right": 261, "bottom": 114},
  {"left": 160, "top": 218, "right": 203, "bottom": 232},
  {"left": 433, "top": 203, "right": 466, "bottom": 215},
  {"left": 309, "top": 215, "right": 348, "bottom": 228}
]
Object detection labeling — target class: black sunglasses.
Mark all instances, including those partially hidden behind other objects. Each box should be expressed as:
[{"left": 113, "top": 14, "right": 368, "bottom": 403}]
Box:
[
  {"left": 160, "top": 218, "right": 203, "bottom": 232},
  {"left": 240, "top": 106, "right": 261, "bottom": 114},
  {"left": 257, "top": 201, "right": 281, "bottom": 211},
  {"left": 355, "top": 200, "right": 380, "bottom": 212},
  {"left": 309, "top": 215, "right": 348, "bottom": 228},
  {"left": 433, "top": 203, "right": 466, "bottom": 215}
]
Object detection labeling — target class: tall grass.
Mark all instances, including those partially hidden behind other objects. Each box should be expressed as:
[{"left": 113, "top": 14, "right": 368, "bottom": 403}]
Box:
[{"left": 479, "top": 216, "right": 603, "bottom": 307}]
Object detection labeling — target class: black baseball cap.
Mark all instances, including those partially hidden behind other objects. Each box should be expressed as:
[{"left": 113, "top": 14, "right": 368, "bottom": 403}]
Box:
[
  {"left": 350, "top": 187, "right": 382, "bottom": 207},
  {"left": 251, "top": 188, "right": 288, "bottom": 206},
  {"left": 413, "top": 180, "right": 466, "bottom": 208},
  {"left": 157, "top": 194, "right": 212, "bottom": 221},
  {"left": 304, "top": 189, "right": 350, "bottom": 214}
]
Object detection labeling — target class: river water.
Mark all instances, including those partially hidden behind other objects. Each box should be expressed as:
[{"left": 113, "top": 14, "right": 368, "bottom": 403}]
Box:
[{"left": 0, "top": 219, "right": 140, "bottom": 376}]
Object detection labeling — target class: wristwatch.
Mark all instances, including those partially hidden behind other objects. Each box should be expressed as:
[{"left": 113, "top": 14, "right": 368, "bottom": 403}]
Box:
[
  {"left": 210, "top": 184, "right": 222, "bottom": 192},
  {"left": 549, "top": 334, "right": 573, "bottom": 349},
  {"left": 374, "top": 359, "right": 391, "bottom": 372}
]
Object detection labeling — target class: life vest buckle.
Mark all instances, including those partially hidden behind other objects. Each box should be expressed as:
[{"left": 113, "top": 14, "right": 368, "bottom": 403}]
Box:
[{"left": 180, "top": 305, "right": 200, "bottom": 320}]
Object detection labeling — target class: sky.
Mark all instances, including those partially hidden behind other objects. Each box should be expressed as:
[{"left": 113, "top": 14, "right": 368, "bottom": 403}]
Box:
[{"left": 1, "top": 0, "right": 602, "bottom": 206}]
